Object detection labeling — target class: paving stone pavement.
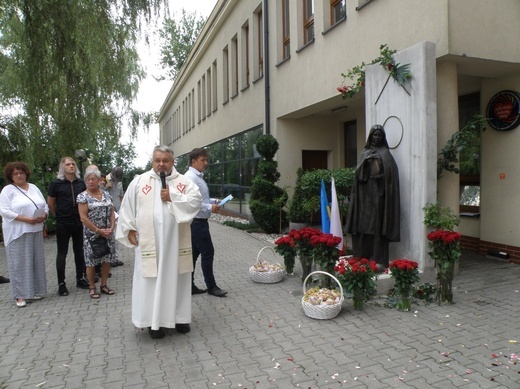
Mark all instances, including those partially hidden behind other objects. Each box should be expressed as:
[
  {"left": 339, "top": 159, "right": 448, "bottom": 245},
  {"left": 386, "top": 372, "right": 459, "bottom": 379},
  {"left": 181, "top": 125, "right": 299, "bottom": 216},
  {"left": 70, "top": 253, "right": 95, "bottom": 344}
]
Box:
[{"left": 1, "top": 221, "right": 519, "bottom": 388}]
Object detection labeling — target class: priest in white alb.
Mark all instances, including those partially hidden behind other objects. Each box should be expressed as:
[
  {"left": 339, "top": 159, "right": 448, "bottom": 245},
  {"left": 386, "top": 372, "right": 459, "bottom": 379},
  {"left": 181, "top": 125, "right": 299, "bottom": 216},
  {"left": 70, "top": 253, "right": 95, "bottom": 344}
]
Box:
[{"left": 116, "top": 145, "right": 202, "bottom": 339}]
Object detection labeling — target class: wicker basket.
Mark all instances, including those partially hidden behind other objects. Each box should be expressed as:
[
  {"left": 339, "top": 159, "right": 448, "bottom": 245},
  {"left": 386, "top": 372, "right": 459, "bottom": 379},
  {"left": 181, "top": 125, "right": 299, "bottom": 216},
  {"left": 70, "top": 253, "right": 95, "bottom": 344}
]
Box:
[
  {"left": 249, "top": 246, "right": 285, "bottom": 284},
  {"left": 302, "top": 271, "right": 344, "bottom": 319}
]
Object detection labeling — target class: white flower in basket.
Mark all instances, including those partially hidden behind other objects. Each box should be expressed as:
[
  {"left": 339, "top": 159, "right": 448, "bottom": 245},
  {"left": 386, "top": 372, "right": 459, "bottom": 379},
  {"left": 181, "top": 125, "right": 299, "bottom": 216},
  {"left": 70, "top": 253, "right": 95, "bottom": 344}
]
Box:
[
  {"left": 303, "top": 287, "right": 342, "bottom": 305},
  {"left": 249, "top": 246, "right": 285, "bottom": 283},
  {"left": 251, "top": 260, "right": 285, "bottom": 273},
  {"left": 302, "top": 271, "right": 344, "bottom": 319}
]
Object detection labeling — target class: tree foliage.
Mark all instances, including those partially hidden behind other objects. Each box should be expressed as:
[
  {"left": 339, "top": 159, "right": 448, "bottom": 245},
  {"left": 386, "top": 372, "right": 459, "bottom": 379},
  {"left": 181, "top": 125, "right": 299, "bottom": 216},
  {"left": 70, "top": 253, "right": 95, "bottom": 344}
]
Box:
[
  {"left": 0, "top": 0, "right": 165, "bottom": 183},
  {"left": 157, "top": 9, "right": 205, "bottom": 81}
]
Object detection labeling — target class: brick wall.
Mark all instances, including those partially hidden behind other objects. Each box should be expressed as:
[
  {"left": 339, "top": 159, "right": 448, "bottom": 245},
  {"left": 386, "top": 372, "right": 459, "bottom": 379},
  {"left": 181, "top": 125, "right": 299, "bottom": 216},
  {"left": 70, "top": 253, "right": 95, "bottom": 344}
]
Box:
[
  {"left": 460, "top": 235, "right": 480, "bottom": 253},
  {"left": 461, "top": 235, "right": 520, "bottom": 265}
]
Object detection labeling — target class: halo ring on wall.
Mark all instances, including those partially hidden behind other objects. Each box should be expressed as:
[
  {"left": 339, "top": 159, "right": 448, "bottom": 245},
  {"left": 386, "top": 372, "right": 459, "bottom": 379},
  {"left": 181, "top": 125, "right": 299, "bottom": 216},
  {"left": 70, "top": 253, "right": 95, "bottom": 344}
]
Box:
[
  {"left": 383, "top": 115, "right": 404, "bottom": 149},
  {"left": 486, "top": 90, "right": 520, "bottom": 131}
]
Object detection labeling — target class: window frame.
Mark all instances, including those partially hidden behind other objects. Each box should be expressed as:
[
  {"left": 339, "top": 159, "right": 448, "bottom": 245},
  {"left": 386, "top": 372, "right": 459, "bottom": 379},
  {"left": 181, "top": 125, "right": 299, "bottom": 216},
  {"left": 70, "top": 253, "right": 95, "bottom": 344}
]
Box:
[
  {"left": 330, "top": 0, "right": 346, "bottom": 26},
  {"left": 282, "top": 0, "right": 290, "bottom": 60},
  {"left": 303, "top": 0, "right": 314, "bottom": 45},
  {"left": 256, "top": 9, "right": 263, "bottom": 78},
  {"left": 458, "top": 93, "right": 481, "bottom": 214}
]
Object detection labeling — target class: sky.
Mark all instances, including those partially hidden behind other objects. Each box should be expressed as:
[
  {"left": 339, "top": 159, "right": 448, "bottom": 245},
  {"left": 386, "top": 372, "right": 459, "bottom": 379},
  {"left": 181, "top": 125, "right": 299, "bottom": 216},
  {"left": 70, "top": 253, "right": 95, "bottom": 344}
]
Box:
[{"left": 129, "top": 0, "right": 217, "bottom": 167}]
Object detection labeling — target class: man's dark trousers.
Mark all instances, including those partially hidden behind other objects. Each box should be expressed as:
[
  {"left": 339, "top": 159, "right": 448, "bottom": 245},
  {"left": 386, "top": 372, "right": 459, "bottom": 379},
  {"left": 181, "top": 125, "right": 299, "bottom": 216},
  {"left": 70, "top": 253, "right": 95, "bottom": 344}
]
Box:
[
  {"left": 191, "top": 219, "right": 216, "bottom": 289},
  {"left": 55, "top": 222, "right": 85, "bottom": 284}
]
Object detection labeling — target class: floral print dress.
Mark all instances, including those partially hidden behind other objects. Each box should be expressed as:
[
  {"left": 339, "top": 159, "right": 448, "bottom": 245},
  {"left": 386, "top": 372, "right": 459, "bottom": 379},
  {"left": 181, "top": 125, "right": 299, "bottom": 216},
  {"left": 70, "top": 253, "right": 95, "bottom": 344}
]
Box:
[{"left": 77, "top": 190, "right": 115, "bottom": 266}]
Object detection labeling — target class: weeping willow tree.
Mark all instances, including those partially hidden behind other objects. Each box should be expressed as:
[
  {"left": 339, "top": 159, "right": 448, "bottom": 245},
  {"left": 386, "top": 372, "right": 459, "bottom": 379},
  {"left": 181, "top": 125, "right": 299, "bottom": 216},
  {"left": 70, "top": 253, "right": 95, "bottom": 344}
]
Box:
[{"left": 0, "top": 0, "right": 165, "bottom": 177}]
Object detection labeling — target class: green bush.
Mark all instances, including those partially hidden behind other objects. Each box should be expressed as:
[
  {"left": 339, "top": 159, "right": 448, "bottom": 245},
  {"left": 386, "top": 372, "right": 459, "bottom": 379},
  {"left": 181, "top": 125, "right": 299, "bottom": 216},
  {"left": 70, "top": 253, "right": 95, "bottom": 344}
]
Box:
[
  {"left": 288, "top": 168, "right": 310, "bottom": 223},
  {"left": 299, "top": 168, "right": 355, "bottom": 221},
  {"left": 255, "top": 135, "right": 279, "bottom": 160},
  {"left": 423, "top": 202, "right": 460, "bottom": 230},
  {"left": 257, "top": 160, "right": 280, "bottom": 182},
  {"left": 250, "top": 134, "right": 287, "bottom": 233}
]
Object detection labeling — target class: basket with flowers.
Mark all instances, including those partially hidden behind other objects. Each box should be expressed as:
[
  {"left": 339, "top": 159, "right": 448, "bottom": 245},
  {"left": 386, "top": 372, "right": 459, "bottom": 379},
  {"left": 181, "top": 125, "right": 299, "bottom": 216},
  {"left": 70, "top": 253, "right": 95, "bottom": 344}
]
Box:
[
  {"left": 302, "top": 271, "right": 344, "bottom": 319},
  {"left": 249, "top": 246, "right": 286, "bottom": 283}
]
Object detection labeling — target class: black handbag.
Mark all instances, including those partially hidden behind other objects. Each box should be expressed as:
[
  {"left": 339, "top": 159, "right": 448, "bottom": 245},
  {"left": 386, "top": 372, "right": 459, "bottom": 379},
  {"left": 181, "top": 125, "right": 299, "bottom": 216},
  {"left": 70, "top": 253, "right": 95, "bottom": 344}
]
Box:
[
  {"left": 89, "top": 199, "right": 111, "bottom": 258},
  {"left": 90, "top": 236, "right": 111, "bottom": 257}
]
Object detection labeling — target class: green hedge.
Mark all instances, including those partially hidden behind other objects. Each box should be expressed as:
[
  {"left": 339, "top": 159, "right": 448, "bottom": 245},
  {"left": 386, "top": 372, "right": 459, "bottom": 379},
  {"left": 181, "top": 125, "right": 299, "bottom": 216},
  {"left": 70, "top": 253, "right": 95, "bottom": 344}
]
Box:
[{"left": 299, "top": 168, "right": 355, "bottom": 221}]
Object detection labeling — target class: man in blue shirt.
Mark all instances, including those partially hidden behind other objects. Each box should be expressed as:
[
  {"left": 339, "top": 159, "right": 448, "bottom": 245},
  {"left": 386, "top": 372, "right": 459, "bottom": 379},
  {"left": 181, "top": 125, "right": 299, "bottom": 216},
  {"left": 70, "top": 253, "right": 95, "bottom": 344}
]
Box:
[{"left": 185, "top": 148, "right": 227, "bottom": 297}]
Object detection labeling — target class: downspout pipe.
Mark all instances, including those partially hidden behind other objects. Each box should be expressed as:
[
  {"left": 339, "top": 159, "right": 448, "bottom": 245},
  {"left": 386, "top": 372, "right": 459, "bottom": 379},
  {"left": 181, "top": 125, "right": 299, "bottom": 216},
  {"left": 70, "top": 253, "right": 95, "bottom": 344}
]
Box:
[{"left": 263, "top": 0, "right": 270, "bottom": 135}]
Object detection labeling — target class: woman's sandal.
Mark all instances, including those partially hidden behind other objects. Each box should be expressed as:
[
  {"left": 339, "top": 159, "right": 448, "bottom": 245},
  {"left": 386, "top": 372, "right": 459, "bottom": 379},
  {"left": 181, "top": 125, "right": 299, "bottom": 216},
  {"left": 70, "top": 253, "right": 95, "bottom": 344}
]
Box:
[
  {"left": 100, "top": 285, "right": 115, "bottom": 295},
  {"left": 89, "top": 288, "right": 100, "bottom": 299}
]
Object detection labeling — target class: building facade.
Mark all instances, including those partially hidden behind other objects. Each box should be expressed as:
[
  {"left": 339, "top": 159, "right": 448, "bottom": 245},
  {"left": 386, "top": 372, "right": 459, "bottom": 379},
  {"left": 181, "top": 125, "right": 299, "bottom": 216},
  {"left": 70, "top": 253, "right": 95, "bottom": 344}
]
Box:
[{"left": 159, "top": 0, "right": 520, "bottom": 264}]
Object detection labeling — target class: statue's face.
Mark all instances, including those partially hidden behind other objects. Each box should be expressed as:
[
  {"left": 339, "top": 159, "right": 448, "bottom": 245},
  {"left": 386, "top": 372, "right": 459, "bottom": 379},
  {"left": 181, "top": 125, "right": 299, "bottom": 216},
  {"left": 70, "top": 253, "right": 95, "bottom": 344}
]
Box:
[{"left": 370, "top": 129, "right": 384, "bottom": 146}]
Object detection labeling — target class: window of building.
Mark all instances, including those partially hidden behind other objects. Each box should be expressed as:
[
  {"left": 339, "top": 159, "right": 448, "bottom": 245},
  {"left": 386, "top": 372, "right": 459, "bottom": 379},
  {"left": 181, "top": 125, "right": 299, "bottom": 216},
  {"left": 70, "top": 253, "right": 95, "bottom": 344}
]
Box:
[
  {"left": 253, "top": 8, "right": 263, "bottom": 80},
  {"left": 223, "top": 46, "right": 229, "bottom": 104},
  {"left": 303, "top": 0, "right": 314, "bottom": 44},
  {"left": 231, "top": 35, "right": 239, "bottom": 97},
  {"left": 201, "top": 74, "right": 206, "bottom": 120},
  {"left": 458, "top": 93, "right": 481, "bottom": 214},
  {"left": 344, "top": 121, "right": 357, "bottom": 168},
  {"left": 174, "top": 111, "right": 178, "bottom": 140},
  {"left": 282, "top": 0, "right": 290, "bottom": 60},
  {"left": 197, "top": 80, "right": 201, "bottom": 123},
  {"left": 241, "top": 21, "right": 250, "bottom": 89},
  {"left": 191, "top": 88, "right": 195, "bottom": 128},
  {"left": 206, "top": 68, "right": 212, "bottom": 117},
  {"left": 163, "top": 116, "right": 173, "bottom": 145},
  {"left": 188, "top": 91, "right": 193, "bottom": 130},
  {"left": 175, "top": 107, "right": 182, "bottom": 139},
  {"left": 175, "top": 126, "right": 263, "bottom": 217},
  {"left": 182, "top": 99, "right": 186, "bottom": 134},
  {"left": 330, "top": 0, "right": 346, "bottom": 26},
  {"left": 186, "top": 93, "right": 190, "bottom": 131},
  {"left": 212, "top": 61, "right": 218, "bottom": 112}
]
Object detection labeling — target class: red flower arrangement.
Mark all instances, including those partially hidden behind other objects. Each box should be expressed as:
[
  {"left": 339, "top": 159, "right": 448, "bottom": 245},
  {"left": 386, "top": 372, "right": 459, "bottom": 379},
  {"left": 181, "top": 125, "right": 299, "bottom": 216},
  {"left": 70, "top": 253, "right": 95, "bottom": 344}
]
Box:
[
  {"left": 427, "top": 229, "right": 462, "bottom": 304},
  {"left": 427, "top": 230, "right": 462, "bottom": 244},
  {"left": 274, "top": 235, "right": 296, "bottom": 274},
  {"left": 389, "top": 259, "right": 420, "bottom": 311},
  {"left": 334, "top": 257, "right": 379, "bottom": 310},
  {"left": 275, "top": 227, "right": 342, "bottom": 280},
  {"left": 309, "top": 233, "right": 342, "bottom": 270}
]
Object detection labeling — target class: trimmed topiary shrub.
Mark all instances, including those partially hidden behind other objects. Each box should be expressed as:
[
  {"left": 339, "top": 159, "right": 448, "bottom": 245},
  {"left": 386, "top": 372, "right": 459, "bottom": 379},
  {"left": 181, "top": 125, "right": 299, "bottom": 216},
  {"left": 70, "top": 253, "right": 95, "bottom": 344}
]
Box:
[{"left": 250, "top": 134, "right": 288, "bottom": 233}]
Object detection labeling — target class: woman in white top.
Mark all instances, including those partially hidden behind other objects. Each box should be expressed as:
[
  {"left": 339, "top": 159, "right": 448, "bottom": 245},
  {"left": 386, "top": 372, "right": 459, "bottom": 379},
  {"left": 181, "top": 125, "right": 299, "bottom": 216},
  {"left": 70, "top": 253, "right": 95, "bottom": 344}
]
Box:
[{"left": 0, "top": 162, "right": 48, "bottom": 307}]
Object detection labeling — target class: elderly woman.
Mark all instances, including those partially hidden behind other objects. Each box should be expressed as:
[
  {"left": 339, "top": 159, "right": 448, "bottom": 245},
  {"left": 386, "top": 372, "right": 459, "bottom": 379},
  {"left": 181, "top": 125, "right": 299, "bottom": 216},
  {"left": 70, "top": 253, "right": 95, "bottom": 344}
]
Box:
[
  {"left": 0, "top": 162, "right": 48, "bottom": 307},
  {"left": 77, "top": 167, "right": 116, "bottom": 299}
]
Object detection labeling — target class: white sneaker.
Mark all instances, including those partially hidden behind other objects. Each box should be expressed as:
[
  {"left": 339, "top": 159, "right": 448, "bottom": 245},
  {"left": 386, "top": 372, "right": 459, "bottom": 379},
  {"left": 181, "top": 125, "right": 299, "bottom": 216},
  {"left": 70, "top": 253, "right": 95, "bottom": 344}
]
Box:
[
  {"left": 29, "top": 295, "right": 43, "bottom": 300},
  {"left": 16, "top": 300, "right": 26, "bottom": 308}
]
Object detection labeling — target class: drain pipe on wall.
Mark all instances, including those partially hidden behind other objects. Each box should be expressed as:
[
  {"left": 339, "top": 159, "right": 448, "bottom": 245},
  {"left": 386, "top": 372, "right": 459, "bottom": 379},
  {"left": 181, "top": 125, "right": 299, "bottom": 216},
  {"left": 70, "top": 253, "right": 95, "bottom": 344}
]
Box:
[{"left": 263, "top": 0, "right": 270, "bottom": 135}]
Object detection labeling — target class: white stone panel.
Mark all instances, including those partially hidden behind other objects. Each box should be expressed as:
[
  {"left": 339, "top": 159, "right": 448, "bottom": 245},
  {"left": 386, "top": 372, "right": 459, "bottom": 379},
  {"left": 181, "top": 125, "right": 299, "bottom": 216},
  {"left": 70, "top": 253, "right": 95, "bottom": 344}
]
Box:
[{"left": 365, "top": 41, "right": 437, "bottom": 270}]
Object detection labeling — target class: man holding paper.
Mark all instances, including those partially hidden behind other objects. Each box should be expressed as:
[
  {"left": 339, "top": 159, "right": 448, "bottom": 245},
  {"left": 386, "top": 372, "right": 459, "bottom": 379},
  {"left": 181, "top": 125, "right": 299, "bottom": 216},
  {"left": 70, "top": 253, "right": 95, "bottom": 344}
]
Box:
[
  {"left": 185, "top": 148, "right": 228, "bottom": 297},
  {"left": 116, "top": 145, "right": 201, "bottom": 339}
]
